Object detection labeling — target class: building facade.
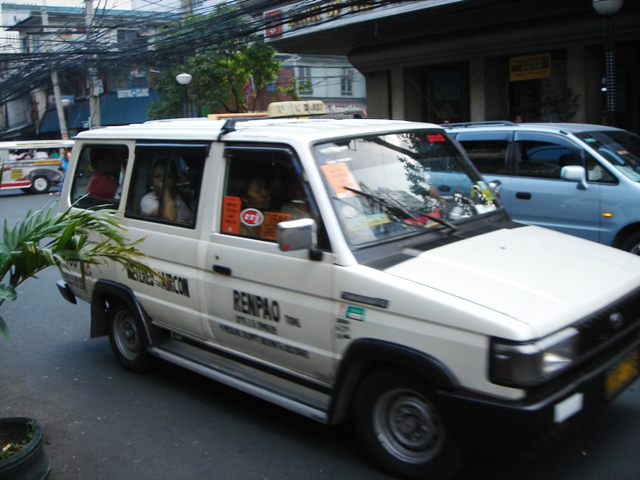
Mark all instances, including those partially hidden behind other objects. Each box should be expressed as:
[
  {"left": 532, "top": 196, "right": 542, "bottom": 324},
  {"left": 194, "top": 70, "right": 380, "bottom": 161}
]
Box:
[
  {"left": 261, "top": 0, "right": 640, "bottom": 133},
  {"left": 1, "top": 3, "right": 170, "bottom": 139}
]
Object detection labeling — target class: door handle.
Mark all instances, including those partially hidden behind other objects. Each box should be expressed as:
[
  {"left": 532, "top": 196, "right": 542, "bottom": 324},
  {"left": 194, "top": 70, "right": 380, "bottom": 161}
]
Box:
[
  {"left": 213, "top": 265, "right": 231, "bottom": 276},
  {"left": 515, "top": 192, "right": 532, "bottom": 200}
]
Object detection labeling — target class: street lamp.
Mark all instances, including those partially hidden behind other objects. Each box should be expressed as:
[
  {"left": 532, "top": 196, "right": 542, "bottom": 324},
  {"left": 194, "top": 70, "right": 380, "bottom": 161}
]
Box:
[
  {"left": 592, "top": 0, "right": 624, "bottom": 127},
  {"left": 58, "top": 98, "right": 72, "bottom": 139},
  {"left": 175, "top": 72, "right": 193, "bottom": 118}
]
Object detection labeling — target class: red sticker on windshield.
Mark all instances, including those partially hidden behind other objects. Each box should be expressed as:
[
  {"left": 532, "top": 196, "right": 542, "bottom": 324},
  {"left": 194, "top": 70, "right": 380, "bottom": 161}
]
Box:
[{"left": 241, "top": 208, "right": 264, "bottom": 227}]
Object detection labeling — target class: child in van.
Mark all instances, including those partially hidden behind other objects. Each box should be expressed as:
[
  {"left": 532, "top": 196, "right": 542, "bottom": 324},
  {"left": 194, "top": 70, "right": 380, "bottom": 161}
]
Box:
[{"left": 140, "top": 160, "right": 193, "bottom": 223}]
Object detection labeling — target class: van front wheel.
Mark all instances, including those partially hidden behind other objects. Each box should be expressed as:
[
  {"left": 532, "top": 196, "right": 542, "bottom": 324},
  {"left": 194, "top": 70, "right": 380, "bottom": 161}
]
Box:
[
  {"left": 621, "top": 231, "right": 640, "bottom": 255},
  {"left": 354, "top": 368, "right": 465, "bottom": 480},
  {"left": 107, "top": 301, "right": 156, "bottom": 373}
]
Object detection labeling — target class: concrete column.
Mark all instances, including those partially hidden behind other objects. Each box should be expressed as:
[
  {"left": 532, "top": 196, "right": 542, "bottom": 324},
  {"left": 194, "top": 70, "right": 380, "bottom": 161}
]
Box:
[
  {"left": 566, "top": 43, "right": 586, "bottom": 123},
  {"left": 484, "top": 57, "right": 506, "bottom": 121},
  {"left": 469, "top": 57, "right": 485, "bottom": 122},
  {"left": 403, "top": 67, "right": 424, "bottom": 122},
  {"left": 365, "top": 71, "right": 390, "bottom": 119},
  {"left": 390, "top": 67, "right": 404, "bottom": 120}
]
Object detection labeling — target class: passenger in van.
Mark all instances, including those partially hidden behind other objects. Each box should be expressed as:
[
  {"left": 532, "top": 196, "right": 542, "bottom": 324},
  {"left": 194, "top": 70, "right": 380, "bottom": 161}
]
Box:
[
  {"left": 86, "top": 150, "right": 121, "bottom": 199},
  {"left": 140, "top": 160, "right": 193, "bottom": 223},
  {"left": 239, "top": 176, "right": 271, "bottom": 237},
  {"left": 34, "top": 149, "right": 49, "bottom": 160},
  {"left": 281, "top": 181, "right": 313, "bottom": 220},
  {"left": 17, "top": 150, "right": 33, "bottom": 161},
  {"left": 587, "top": 157, "right": 604, "bottom": 181},
  {"left": 242, "top": 176, "right": 270, "bottom": 209}
]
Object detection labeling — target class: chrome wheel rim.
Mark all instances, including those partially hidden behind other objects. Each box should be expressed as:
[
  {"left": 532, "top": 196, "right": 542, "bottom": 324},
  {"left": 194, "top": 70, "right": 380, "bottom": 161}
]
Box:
[{"left": 32, "top": 177, "right": 48, "bottom": 192}]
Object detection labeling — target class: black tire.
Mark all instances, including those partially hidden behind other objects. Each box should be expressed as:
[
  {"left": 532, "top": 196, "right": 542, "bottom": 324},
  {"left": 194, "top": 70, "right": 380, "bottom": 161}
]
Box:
[
  {"left": 29, "top": 175, "right": 50, "bottom": 194},
  {"left": 621, "top": 230, "right": 640, "bottom": 255},
  {"left": 107, "top": 301, "right": 157, "bottom": 373},
  {"left": 354, "top": 367, "right": 466, "bottom": 480}
]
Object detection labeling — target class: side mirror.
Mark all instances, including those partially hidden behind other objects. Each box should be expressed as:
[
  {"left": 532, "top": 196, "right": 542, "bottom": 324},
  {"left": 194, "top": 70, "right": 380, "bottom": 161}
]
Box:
[
  {"left": 488, "top": 179, "right": 501, "bottom": 197},
  {"left": 277, "top": 218, "right": 317, "bottom": 252},
  {"left": 561, "top": 165, "right": 588, "bottom": 190}
]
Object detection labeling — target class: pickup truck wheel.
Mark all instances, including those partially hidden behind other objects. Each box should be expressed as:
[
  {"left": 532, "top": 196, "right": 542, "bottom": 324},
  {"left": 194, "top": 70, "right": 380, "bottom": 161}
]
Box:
[
  {"left": 355, "top": 368, "right": 465, "bottom": 480},
  {"left": 107, "top": 302, "right": 156, "bottom": 373},
  {"left": 621, "top": 231, "right": 640, "bottom": 255}
]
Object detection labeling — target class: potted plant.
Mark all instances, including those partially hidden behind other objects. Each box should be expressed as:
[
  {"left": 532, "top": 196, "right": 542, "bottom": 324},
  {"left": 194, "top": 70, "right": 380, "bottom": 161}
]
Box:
[{"left": 0, "top": 203, "right": 150, "bottom": 479}]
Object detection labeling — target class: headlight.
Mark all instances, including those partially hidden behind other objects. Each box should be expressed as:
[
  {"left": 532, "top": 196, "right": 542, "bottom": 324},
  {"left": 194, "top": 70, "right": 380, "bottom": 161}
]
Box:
[{"left": 490, "top": 328, "right": 580, "bottom": 387}]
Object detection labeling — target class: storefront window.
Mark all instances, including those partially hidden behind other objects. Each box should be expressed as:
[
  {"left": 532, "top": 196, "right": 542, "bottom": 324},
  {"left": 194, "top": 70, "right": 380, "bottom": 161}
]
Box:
[{"left": 110, "top": 68, "right": 149, "bottom": 91}]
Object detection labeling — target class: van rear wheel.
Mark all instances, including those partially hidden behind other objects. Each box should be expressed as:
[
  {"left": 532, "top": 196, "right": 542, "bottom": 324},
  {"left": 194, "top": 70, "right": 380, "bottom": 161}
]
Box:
[
  {"left": 107, "top": 301, "right": 156, "bottom": 373},
  {"left": 354, "top": 367, "right": 465, "bottom": 480}
]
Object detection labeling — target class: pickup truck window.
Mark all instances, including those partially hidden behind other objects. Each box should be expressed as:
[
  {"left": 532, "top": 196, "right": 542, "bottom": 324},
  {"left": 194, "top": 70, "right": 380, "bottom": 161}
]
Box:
[{"left": 314, "top": 130, "right": 498, "bottom": 247}]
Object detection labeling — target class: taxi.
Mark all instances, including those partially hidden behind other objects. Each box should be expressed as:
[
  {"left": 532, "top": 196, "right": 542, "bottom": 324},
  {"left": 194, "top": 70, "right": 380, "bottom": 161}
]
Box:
[{"left": 55, "top": 102, "right": 640, "bottom": 480}]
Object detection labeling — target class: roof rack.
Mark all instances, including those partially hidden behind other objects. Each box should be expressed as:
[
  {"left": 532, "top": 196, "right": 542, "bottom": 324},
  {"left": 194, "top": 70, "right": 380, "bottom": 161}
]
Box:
[
  {"left": 441, "top": 121, "right": 516, "bottom": 128},
  {"left": 216, "top": 101, "right": 330, "bottom": 140}
]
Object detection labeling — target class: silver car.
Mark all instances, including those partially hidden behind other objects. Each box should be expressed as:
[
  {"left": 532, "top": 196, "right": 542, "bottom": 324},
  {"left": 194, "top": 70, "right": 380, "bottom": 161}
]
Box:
[{"left": 445, "top": 122, "right": 640, "bottom": 253}]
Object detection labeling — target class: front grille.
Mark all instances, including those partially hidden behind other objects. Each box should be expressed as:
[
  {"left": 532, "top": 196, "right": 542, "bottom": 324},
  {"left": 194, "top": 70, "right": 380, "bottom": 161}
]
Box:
[{"left": 574, "top": 287, "right": 640, "bottom": 354}]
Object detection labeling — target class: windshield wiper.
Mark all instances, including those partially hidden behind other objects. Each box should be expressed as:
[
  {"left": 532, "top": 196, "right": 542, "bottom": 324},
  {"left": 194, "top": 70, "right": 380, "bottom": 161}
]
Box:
[{"left": 344, "top": 185, "right": 457, "bottom": 231}]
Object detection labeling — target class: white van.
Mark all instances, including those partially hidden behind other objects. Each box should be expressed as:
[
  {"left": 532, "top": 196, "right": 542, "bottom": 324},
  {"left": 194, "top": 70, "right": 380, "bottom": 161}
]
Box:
[
  {"left": 56, "top": 104, "right": 640, "bottom": 480},
  {"left": 0, "top": 140, "right": 73, "bottom": 194}
]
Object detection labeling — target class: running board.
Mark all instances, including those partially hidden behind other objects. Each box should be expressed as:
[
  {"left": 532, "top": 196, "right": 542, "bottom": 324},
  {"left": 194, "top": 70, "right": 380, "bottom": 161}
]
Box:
[{"left": 150, "top": 339, "right": 330, "bottom": 424}]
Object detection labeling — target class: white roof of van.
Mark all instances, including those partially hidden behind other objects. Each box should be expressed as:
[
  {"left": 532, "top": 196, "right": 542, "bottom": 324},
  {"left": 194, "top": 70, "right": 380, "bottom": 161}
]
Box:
[{"left": 73, "top": 117, "right": 440, "bottom": 143}]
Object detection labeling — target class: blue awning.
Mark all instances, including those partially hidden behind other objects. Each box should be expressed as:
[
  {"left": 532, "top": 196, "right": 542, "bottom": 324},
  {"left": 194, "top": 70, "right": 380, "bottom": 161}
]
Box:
[{"left": 39, "top": 91, "right": 160, "bottom": 133}]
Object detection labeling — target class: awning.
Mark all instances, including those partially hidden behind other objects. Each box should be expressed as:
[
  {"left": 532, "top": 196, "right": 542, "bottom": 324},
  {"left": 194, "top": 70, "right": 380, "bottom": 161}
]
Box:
[
  {"left": 39, "top": 91, "right": 160, "bottom": 133},
  {"left": 0, "top": 123, "right": 34, "bottom": 139}
]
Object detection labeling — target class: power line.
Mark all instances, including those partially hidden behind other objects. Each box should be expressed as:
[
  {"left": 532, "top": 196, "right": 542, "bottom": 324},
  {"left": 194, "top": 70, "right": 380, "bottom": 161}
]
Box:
[{"left": 0, "top": 1, "right": 500, "bottom": 106}]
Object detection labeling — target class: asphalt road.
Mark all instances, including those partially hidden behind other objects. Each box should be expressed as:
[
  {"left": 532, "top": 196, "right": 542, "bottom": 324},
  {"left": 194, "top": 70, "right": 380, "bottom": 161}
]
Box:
[{"left": 1, "top": 190, "right": 639, "bottom": 480}]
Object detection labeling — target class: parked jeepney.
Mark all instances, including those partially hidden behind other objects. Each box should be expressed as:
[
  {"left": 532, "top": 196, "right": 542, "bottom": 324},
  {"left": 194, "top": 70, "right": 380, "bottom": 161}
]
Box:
[{"left": 0, "top": 140, "right": 74, "bottom": 194}]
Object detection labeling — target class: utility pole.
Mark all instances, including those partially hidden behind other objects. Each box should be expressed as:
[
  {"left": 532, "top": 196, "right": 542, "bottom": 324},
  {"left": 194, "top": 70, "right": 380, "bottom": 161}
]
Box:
[
  {"left": 41, "top": 6, "right": 69, "bottom": 139},
  {"left": 86, "top": 0, "right": 101, "bottom": 128},
  {"left": 181, "top": 0, "right": 193, "bottom": 18}
]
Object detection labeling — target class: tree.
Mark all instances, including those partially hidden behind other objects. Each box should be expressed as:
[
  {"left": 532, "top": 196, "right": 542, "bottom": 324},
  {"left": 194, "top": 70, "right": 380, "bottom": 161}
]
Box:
[{"left": 148, "top": 7, "right": 282, "bottom": 119}]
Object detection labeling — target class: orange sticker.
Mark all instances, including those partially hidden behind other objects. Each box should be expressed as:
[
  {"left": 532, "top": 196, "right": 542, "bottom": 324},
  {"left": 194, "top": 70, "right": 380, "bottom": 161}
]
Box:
[
  {"left": 221, "top": 196, "right": 242, "bottom": 234},
  {"left": 320, "top": 163, "right": 359, "bottom": 199},
  {"left": 262, "top": 212, "right": 291, "bottom": 241}
]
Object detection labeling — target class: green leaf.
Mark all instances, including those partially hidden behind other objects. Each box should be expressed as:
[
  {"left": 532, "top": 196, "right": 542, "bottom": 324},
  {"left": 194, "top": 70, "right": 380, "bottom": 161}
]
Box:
[
  {"left": 0, "top": 284, "right": 17, "bottom": 301},
  {"left": 1, "top": 201, "right": 154, "bottom": 340}
]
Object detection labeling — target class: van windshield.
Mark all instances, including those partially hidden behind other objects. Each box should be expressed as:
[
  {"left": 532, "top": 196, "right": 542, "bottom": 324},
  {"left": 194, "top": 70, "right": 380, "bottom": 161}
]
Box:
[
  {"left": 314, "top": 130, "right": 498, "bottom": 246},
  {"left": 577, "top": 130, "right": 640, "bottom": 181}
]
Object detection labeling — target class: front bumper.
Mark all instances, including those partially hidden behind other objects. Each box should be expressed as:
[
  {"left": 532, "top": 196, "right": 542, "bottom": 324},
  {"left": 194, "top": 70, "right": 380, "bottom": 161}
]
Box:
[
  {"left": 56, "top": 279, "right": 77, "bottom": 304},
  {"left": 437, "top": 336, "right": 640, "bottom": 453}
]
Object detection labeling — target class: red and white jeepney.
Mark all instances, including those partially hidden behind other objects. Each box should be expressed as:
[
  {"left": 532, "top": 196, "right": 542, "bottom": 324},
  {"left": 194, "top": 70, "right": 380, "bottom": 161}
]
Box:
[{"left": 0, "top": 140, "right": 73, "bottom": 194}]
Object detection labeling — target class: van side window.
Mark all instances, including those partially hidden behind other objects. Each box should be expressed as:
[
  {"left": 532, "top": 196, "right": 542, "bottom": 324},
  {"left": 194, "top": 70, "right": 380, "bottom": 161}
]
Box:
[
  {"left": 125, "top": 143, "right": 207, "bottom": 227},
  {"left": 458, "top": 139, "right": 508, "bottom": 174},
  {"left": 585, "top": 153, "right": 617, "bottom": 184},
  {"left": 515, "top": 140, "right": 574, "bottom": 179},
  {"left": 71, "top": 145, "right": 128, "bottom": 209},
  {"left": 220, "top": 147, "right": 329, "bottom": 249}
]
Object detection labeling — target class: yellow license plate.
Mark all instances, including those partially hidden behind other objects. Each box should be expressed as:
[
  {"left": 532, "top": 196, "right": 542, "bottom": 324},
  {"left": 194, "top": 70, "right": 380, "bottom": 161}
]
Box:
[
  {"left": 605, "top": 350, "right": 640, "bottom": 398},
  {"left": 10, "top": 168, "right": 23, "bottom": 179}
]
